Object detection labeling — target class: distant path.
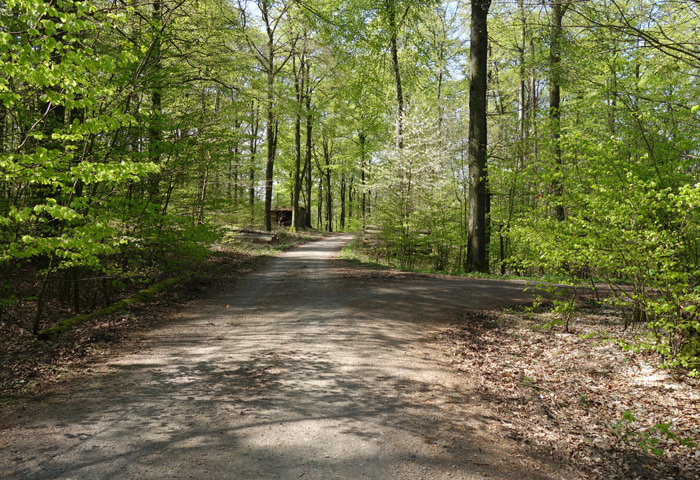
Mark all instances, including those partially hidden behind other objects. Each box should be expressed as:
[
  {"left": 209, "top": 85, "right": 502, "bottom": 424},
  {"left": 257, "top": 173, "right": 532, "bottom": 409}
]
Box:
[{"left": 0, "top": 234, "right": 577, "bottom": 479}]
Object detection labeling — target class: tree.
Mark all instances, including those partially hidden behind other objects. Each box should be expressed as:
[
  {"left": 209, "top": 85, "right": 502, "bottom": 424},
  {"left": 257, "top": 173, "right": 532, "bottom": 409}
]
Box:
[
  {"left": 466, "top": 0, "right": 491, "bottom": 273},
  {"left": 549, "top": 0, "right": 570, "bottom": 221},
  {"left": 238, "top": 0, "right": 294, "bottom": 231}
]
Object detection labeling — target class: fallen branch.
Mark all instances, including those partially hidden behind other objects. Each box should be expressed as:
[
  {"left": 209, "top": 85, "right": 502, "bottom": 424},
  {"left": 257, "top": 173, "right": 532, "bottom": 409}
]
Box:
[{"left": 38, "top": 275, "right": 189, "bottom": 339}]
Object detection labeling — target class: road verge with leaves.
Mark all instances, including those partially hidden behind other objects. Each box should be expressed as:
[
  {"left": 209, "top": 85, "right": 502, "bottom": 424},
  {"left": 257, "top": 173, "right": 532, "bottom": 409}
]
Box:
[{"left": 441, "top": 305, "right": 700, "bottom": 479}]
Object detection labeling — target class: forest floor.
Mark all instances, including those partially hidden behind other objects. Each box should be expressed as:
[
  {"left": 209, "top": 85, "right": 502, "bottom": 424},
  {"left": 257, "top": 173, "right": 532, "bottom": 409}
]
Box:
[
  {"left": 1, "top": 234, "right": 698, "bottom": 479},
  {"left": 0, "top": 228, "right": 322, "bottom": 398}
]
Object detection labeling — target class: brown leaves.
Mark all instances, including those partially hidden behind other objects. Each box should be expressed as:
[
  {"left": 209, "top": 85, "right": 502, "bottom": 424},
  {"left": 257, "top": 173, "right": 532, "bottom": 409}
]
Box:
[{"left": 441, "top": 307, "right": 700, "bottom": 479}]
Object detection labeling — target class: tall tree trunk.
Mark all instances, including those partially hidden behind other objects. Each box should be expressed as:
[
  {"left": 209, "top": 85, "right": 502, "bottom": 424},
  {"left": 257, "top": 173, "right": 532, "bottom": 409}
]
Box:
[
  {"left": 550, "top": 0, "right": 568, "bottom": 221},
  {"left": 240, "top": 2, "right": 292, "bottom": 227},
  {"left": 230, "top": 119, "right": 241, "bottom": 204},
  {"left": 348, "top": 178, "right": 354, "bottom": 222},
  {"left": 317, "top": 175, "right": 323, "bottom": 228},
  {"left": 340, "top": 174, "right": 346, "bottom": 230},
  {"left": 386, "top": 0, "right": 404, "bottom": 150},
  {"left": 291, "top": 46, "right": 305, "bottom": 232},
  {"left": 322, "top": 137, "right": 333, "bottom": 232},
  {"left": 249, "top": 100, "right": 260, "bottom": 222},
  {"left": 466, "top": 0, "right": 491, "bottom": 273},
  {"left": 359, "top": 132, "right": 367, "bottom": 225},
  {"left": 264, "top": 65, "right": 276, "bottom": 231},
  {"left": 303, "top": 60, "right": 313, "bottom": 228},
  {"left": 148, "top": 0, "right": 163, "bottom": 199},
  {"left": 228, "top": 145, "right": 233, "bottom": 200},
  {"left": 0, "top": 102, "right": 4, "bottom": 155},
  {"left": 518, "top": 0, "right": 527, "bottom": 167},
  {"left": 530, "top": 38, "right": 539, "bottom": 167}
]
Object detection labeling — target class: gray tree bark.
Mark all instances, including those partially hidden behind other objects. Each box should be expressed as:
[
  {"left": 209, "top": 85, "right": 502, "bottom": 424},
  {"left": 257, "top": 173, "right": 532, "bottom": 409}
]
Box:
[{"left": 466, "top": 0, "right": 491, "bottom": 273}]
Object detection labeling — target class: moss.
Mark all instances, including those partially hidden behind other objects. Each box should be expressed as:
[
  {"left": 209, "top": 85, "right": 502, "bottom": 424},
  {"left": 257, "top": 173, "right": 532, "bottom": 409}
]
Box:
[{"left": 38, "top": 276, "right": 187, "bottom": 339}]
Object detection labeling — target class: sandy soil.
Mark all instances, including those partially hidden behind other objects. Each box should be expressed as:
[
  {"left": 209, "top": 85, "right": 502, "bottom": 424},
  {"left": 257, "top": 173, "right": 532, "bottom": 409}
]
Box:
[{"left": 0, "top": 234, "right": 580, "bottom": 479}]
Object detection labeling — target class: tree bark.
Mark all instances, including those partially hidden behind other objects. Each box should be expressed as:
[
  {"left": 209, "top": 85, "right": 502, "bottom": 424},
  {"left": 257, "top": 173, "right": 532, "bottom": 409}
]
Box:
[
  {"left": 322, "top": 137, "right": 333, "bottom": 232},
  {"left": 385, "top": 0, "right": 404, "bottom": 150},
  {"left": 303, "top": 59, "right": 313, "bottom": 228},
  {"left": 249, "top": 100, "right": 260, "bottom": 222},
  {"left": 466, "top": 0, "right": 491, "bottom": 273},
  {"left": 340, "top": 174, "right": 346, "bottom": 230},
  {"left": 518, "top": 0, "right": 527, "bottom": 166},
  {"left": 148, "top": 0, "right": 163, "bottom": 199},
  {"left": 550, "top": 0, "right": 567, "bottom": 221},
  {"left": 247, "top": 1, "right": 292, "bottom": 231},
  {"left": 359, "top": 132, "right": 367, "bottom": 225},
  {"left": 291, "top": 43, "right": 305, "bottom": 231},
  {"left": 264, "top": 64, "right": 276, "bottom": 231}
]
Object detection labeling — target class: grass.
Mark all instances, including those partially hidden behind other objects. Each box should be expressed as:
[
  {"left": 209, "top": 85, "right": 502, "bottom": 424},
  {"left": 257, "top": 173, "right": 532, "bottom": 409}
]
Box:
[{"left": 340, "top": 235, "right": 593, "bottom": 287}]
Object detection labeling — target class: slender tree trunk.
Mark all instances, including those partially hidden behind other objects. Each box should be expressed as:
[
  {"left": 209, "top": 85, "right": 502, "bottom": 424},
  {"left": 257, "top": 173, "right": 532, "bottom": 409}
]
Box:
[
  {"left": 466, "top": 0, "right": 491, "bottom": 273},
  {"left": 437, "top": 68, "right": 445, "bottom": 131},
  {"left": 518, "top": 0, "right": 527, "bottom": 166},
  {"left": 233, "top": 155, "right": 239, "bottom": 205},
  {"left": 608, "top": 50, "right": 618, "bottom": 135},
  {"left": 230, "top": 119, "right": 241, "bottom": 204},
  {"left": 359, "top": 132, "right": 367, "bottom": 225},
  {"left": 303, "top": 61, "right": 313, "bottom": 228},
  {"left": 291, "top": 48, "right": 305, "bottom": 232},
  {"left": 228, "top": 145, "right": 233, "bottom": 200},
  {"left": 198, "top": 167, "right": 209, "bottom": 224},
  {"left": 264, "top": 65, "right": 276, "bottom": 231},
  {"left": 323, "top": 138, "right": 333, "bottom": 232},
  {"left": 0, "top": 101, "right": 4, "bottom": 153},
  {"left": 530, "top": 38, "right": 539, "bottom": 167},
  {"left": 348, "top": 178, "right": 354, "bottom": 222},
  {"left": 249, "top": 100, "right": 260, "bottom": 222},
  {"left": 148, "top": 0, "right": 163, "bottom": 199},
  {"left": 33, "top": 253, "right": 55, "bottom": 335},
  {"left": 340, "top": 174, "right": 346, "bottom": 230},
  {"left": 317, "top": 175, "right": 323, "bottom": 228},
  {"left": 550, "top": 0, "right": 567, "bottom": 221},
  {"left": 386, "top": 0, "right": 404, "bottom": 149}
]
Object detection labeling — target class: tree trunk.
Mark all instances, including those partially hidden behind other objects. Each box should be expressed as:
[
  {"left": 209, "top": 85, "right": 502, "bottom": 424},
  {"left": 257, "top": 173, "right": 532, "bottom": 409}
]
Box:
[
  {"left": 340, "top": 174, "right": 346, "bottom": 230},
  {"left": 148, "top": 0, "right": 163, "bottom": 199},
  {"left": 385, "top": 0, "right": 404, "bottom": 150},
  {"left": 304, "top": 60, "right": 313, "bottom": 228},
  {"left": 264, "top": 65, "right": 276, "bottom": 231},
  {"left": 550, "top": 0, "right": 567, "bottom": 221},
  {"left": 323, "top": 138, "right": 333, "bottom": 232},
  {"left": 249, "top": 100, "right": 260, "bottom": 222},
  {"left": 348, "top": 178, "right": 354, "bottom": 222},
  {"left": 359, "top": 132, "right": 367, "bottom": 225},
  {"left": 317, "top": 175, "right": 323, "bottom": 228},
  {"left": 530, "top": 37, "right": 539, "bottom": 166},
  {"left": 291, "top": 48, "right": 305, "bottom": 232},
  {"left": 466, "top": 0, "right": 491, "bottom": 273},
  {"left": 518, "top": 0, "right": 527, "bottom": 167},
  {"left": 230, "top": 119, "right": 241, "bottom": 204}
]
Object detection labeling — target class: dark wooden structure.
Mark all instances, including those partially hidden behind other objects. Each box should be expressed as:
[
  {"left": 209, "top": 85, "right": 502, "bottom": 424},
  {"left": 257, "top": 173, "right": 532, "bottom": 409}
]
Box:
[{"left": 270, "top": 207, "right": 306, "bottom": 227}]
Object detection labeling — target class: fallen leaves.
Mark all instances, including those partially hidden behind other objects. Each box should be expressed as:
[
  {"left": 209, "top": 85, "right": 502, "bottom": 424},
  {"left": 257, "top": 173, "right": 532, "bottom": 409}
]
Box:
[{"left": 441, "top": 304, "right": 700, "bottom": 479}]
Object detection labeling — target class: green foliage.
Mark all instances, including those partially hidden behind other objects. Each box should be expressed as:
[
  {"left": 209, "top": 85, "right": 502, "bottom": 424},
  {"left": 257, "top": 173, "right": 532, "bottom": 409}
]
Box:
[
  {"left": 369, "top": 101, "right": 464, "bottom": 270},
  {"left": 503, "top": 0, "right": 700, "bottom": 371},
  {"left": 613, "top": 410, "right": 697, "bottom": 456},
  {"left": 0, "top": 0, "right": 698, "bottom": 381}
]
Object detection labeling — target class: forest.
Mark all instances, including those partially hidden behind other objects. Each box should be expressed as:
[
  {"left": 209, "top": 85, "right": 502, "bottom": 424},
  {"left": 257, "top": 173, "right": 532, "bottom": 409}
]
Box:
[{"left": 1, "top": 0, "right": 699, "bottom": 371}]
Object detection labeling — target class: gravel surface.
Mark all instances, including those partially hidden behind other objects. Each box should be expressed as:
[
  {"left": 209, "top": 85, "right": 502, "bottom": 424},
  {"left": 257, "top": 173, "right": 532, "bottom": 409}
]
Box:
[{"left": 0, "top": 234, "right": 581, "bottom": 479}]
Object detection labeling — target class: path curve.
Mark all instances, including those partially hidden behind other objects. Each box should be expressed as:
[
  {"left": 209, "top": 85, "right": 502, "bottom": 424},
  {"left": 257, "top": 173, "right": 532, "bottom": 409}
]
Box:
[{"left": 1, "top": 234, "right": 574, "bottom": 480}]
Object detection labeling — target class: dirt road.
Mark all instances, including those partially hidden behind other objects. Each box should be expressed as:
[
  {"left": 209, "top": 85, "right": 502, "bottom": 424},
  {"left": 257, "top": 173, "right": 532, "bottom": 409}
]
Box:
[{"left": 0, "top": 234, "right": 578, "bottom": 479}]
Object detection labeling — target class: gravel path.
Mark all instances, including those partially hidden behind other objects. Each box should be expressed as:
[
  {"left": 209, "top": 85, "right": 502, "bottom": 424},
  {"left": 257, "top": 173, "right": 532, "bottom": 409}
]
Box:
[{"left": 0, "top": 234, "right": 578, "bottom": 479}]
